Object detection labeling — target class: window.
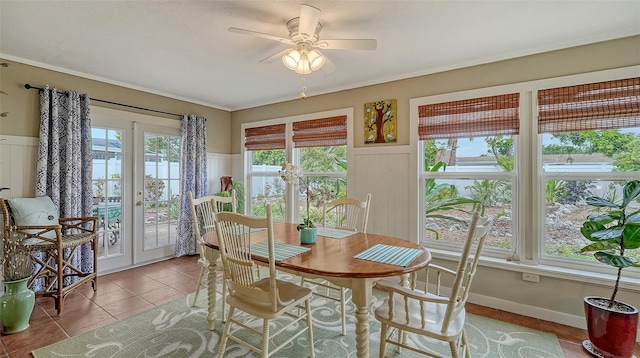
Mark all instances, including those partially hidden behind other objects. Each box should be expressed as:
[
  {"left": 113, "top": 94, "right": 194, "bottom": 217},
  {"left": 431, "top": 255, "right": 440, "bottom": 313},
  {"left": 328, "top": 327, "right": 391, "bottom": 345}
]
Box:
[
  {"left": 293, "top": 116, "right": 347, "bottom": 225},
  {"left": 413, "top": 69, "right": 640, "bottom": 278},
  {"left": 245, "top": 124, "right": 286, "bottom": 220},
  {"left": 539, "top": 77, "right": 640, "bottom": 267},
  {"left": 243, "top": 110, "right": 351, "bottom": 225},
  {"left": 418, "top": 93, "right": 520, "bottom": 256}
]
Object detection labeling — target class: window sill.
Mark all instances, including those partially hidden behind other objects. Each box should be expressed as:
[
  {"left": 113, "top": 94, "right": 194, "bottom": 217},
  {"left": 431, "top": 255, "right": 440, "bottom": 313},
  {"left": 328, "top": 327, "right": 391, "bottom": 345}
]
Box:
[{"left": 429, "top": 248, "right": 640, "bottom": 291}]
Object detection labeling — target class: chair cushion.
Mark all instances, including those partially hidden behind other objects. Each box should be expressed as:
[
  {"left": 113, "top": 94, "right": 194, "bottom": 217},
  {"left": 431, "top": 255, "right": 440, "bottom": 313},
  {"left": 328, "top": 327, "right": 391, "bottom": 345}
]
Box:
[{"left": 8, "top": 197, "right": 59, "bottom": 239}]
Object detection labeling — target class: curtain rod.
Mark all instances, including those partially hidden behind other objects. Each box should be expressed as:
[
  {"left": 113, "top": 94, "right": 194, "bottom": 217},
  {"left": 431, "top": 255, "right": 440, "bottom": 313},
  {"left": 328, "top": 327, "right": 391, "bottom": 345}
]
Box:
[{"left": 24, "top": 84, "right": 182, "bottom": 118}]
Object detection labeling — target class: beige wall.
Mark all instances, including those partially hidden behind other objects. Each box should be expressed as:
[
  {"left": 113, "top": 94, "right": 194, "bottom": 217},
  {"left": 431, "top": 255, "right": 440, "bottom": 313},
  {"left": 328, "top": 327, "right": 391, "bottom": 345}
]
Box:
[
  {"left": 3, "top": 36, "right": 637, "bottom": 153},
  {"left": 229, "top": 35, "right": 640, "bottom": 336},
  {"left": 231, "top": 35, "right": 640, "bottom": 152},
  {"left": 0, "top": 59, "right": 231, "bottom": 154}
]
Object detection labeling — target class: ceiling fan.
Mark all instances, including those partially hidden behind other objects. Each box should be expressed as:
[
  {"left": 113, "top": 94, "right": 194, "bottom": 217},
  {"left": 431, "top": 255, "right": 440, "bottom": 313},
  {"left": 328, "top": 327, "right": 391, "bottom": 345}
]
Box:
[{"left": 228, "top": 4, "right": 377, "bottom": 75}]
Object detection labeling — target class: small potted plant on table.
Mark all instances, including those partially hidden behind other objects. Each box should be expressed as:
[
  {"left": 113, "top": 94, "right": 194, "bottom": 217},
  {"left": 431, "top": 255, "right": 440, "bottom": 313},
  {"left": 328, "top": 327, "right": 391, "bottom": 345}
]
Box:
[
  {"left": 580, "top": 180, "right": 640, "bottom": 358},
  {"left": 279, "top": 162, "right": 317, "bottom": 244}
]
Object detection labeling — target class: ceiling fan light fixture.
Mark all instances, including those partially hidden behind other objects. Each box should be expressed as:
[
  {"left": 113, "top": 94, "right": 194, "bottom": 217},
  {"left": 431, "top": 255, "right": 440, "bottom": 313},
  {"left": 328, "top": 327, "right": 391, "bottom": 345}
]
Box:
[
  {"left": 282, "top": 48, "right": 325, "bottom": 74},
  {"left": 307, "top": 50, "right": 325, "bottom": 71},
  {"left": 282, "top": 49, "right": 301, "bottom": 70},
  {"left": 294, "top": 54, "right": 312, "bottom": 74}
]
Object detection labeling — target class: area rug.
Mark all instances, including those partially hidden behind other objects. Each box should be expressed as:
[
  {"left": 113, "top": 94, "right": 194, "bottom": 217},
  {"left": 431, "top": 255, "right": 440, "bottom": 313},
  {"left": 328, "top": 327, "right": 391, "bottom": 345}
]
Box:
[{"left": 33, "top": 276, "right": 564, "bottom": 358}]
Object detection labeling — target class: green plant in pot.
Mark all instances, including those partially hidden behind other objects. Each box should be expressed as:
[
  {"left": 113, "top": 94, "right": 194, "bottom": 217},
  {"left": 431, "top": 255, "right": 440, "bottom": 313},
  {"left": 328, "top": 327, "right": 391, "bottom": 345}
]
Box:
[
  {"left": 579, "top": 180, "right": 640, "bottom": 358},
  {"left": 279, "top": 162, "right": 317, "bottom": 244}
]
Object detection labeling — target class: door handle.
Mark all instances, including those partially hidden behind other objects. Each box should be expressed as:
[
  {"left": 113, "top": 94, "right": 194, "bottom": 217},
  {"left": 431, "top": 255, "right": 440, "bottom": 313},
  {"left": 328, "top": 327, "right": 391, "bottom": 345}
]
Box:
[{"left": 136, "top": 201, "right": 143, "bottom": 207}]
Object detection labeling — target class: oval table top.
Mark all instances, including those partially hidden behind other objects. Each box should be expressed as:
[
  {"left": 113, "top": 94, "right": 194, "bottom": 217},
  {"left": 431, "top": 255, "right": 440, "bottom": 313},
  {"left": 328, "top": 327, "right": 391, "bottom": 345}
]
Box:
[{"left": 202, "top": 222, "right": 431, "bottom": 279}]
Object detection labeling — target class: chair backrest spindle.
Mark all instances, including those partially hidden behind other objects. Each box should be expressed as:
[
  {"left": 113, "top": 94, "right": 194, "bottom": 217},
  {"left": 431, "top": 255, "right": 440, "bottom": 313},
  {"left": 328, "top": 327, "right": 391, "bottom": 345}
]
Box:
[
  {"left": 215, "top": 204, "right": 281, "bottom": 312},
  {"left": 322, "top": 193, "right": 371, "bottom": 232}
]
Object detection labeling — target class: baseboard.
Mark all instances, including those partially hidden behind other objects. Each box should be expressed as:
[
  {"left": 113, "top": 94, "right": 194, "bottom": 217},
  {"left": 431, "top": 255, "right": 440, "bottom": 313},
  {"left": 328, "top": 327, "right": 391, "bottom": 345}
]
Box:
[{"left": 468, "top": 292, "right": 640, "bottom": 343}]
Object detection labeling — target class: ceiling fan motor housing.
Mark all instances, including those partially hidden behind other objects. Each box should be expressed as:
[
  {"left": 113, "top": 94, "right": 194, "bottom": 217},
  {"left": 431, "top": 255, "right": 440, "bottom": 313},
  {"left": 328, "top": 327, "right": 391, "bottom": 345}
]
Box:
[{"left": 287, "top": 17, "right": 322, "bottom": 44}]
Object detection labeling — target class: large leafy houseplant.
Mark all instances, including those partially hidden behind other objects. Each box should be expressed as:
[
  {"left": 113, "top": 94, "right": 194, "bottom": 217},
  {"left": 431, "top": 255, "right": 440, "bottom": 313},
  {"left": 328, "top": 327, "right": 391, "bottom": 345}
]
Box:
[
  {"left": 580, "top": 180, "right": 640, "bottom": 304},
  {"left": 579, "top": 180, "right": 640, "bottom": 358}
]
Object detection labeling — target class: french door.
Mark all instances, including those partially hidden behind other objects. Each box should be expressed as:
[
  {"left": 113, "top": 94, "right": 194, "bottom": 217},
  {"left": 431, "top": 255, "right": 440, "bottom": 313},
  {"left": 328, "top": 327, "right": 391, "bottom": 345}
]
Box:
[
  {"left": 92, "top": 107, "right": 181, "bottom": 272},
  {"left": 91, "top": 116, "right": 132, "bottom": 272},
  {"left": 133, "top": 123, "right": 181, "bottom": 264}
]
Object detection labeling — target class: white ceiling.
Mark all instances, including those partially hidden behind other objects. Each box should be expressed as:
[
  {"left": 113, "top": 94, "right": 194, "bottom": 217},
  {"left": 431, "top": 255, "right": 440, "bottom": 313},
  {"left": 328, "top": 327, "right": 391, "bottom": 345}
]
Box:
[{"left": 1, "top": 1, "right": 639, "bottom": 111}]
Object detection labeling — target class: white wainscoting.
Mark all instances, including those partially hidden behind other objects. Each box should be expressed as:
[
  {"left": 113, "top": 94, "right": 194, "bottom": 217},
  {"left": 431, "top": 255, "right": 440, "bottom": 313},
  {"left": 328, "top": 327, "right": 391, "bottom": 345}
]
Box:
[
  {"left": 0, "top": 135, "right": 38, "bottom": 198},
  {"left": 206, "top": 152, "right": 232, "bottom": 194},
  {"left": 350, "top": 146, "right": 412, "bottom": 240},
  {"left": 206, "top": 153, "right": 242, "bottom": 195}
]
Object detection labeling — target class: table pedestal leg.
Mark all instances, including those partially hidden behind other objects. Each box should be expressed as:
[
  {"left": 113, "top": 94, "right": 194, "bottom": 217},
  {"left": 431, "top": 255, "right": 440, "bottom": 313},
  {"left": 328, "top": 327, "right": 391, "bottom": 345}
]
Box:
[
  {"left": 351, "top": 278, "right": 373, "bottom": 358},
  {"left": 206, "top": 261, "right": 217, "bottom": 331}
]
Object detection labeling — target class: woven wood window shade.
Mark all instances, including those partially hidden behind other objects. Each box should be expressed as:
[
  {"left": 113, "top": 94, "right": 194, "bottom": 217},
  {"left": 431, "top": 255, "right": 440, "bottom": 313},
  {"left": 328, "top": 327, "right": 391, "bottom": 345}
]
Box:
[
  {"left": 292, "top": 115, "right": 347, "bottom": 148},
  {"left": 244, "top": 124, "right": 286, "bottom": 151},
  {"left": 418, "top": 93, "right": 520, "bottom": 140},
  {"left": 537, "top": 77, "right": 640, "bottom": 133}
]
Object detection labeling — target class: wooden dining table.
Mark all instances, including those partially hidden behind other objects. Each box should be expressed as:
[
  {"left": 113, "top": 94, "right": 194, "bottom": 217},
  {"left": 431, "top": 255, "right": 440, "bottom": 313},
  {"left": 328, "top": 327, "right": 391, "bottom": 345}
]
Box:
[{"left": 202, "top": 222, "right": 431, "bottom": 358}]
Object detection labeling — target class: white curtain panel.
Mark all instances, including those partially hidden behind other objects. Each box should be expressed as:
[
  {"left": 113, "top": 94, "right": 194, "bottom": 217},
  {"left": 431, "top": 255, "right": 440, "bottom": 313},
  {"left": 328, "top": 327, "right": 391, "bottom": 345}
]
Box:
[
  {"left": 36, "top": 85, "right": 93, "bottom": 288},
  {"left": 175, "top": 114, "right": 207, "bottom": 257}
]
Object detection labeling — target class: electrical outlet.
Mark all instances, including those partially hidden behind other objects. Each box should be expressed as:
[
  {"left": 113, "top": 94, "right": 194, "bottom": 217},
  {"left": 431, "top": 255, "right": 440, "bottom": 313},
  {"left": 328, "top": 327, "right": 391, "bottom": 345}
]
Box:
[{"left": 522, "top": 273, "right": 540, "bottom": 283}]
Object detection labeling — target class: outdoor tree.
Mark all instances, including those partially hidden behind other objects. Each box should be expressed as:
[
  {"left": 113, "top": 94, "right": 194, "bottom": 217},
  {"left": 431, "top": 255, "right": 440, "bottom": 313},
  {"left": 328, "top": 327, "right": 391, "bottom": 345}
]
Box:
[
  {"left": 300, "top": 146, "right": 346, "bottom": 172},
  {"left": 485, "top": 136, "right": 514, "bottom": 172},
  {"left": 300, "top": 146, "right": 347, "bottom": 203},
  {"left": 144, "top": 136, "right": 180, "bottom": 159},
  {"left": 552, "top": 130, "right": 634, "bottom": 157},
  {"left": 613, "top": 137, "right": 640, "bottom": 171},
  {"left": 542, "top": 144, "right": 581, "bottom": 154},
  {"left": 252, "top": 150, "right": 285, "bottom": 166}
]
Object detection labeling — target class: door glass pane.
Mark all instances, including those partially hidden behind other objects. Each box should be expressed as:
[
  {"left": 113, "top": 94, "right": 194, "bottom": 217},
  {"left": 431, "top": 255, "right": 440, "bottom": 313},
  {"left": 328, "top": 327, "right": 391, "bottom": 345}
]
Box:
[
  {"left": 92, "top": 127, "right": 124, "bottom": 258},
  {"left": 143, "top": 133, "right": 180, "bottom": 251}
]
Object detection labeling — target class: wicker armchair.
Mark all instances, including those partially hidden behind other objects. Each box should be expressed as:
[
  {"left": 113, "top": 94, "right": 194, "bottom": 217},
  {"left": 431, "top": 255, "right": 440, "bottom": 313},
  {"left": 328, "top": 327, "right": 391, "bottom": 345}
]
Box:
[{"left": 1, "top": 197, "right": 98, "bottom": 315}]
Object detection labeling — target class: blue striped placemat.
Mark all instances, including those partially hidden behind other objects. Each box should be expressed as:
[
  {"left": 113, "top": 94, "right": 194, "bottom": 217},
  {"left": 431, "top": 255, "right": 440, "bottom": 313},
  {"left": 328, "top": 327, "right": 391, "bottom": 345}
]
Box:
[
  {"left": 316, "top": 227, "right": 356, "bottom": 239},
  {"left": 249, "top": 241, "right": 310, "bottom": 261},
  {"left": 354, "top": 244, "right": 423, "bottom": 267}
]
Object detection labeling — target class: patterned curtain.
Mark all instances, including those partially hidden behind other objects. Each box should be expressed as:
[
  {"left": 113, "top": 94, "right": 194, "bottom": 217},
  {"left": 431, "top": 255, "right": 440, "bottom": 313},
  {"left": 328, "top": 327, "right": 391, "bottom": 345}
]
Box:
[
  {"left": 175, "top": 114, "right": 207, "bottom": 257},
  {"left": 35, "top": 85, "right": 93, "bottom": 288}
]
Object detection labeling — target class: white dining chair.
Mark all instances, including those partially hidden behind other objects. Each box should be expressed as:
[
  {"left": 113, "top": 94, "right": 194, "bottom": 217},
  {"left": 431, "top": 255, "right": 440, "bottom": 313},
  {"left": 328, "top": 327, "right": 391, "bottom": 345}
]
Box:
[
  {"left": 322, "top": 193, "right": 372, "bottom": 232},
  {"left": 215, "top": 204, "right": 315, "bottom": 358},
  {"left": 188, "top": 191, "right": 235, "bottom": 315},
  {"left": 374, "top": 205, "right": 492, "bottom": 358},
  {"left": 302, "top": 193, "right": 371, "bottom": 335}
]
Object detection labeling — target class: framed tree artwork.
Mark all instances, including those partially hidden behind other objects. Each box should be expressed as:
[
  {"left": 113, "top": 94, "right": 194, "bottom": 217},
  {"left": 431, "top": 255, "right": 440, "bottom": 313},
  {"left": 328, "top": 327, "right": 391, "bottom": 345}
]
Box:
[{"left": 364, "top": 99, "right": 397, "bottom": 144}]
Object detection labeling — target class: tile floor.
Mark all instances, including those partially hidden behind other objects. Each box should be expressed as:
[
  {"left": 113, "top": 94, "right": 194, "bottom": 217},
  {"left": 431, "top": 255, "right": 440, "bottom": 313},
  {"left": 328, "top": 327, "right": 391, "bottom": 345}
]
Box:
[{"left": 0, "top": 255, "right": 638, "bottom": 357}]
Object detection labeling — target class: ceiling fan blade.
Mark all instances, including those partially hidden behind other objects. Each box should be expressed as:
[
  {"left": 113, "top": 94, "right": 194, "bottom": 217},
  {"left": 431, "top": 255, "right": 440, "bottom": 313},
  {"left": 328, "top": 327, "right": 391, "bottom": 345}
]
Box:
[
  {"left": 322, "top": 57, "right": 336, "bottom": 74},
  {"left": 228, "top": 27, "right": 294, "bottom": 45},
  {"left": 260, "top": 49, "right": 291, "bottom": 63},
  {"left": 298, "top": 4, "right": 321, "bottom": 38},
  {"left": 315, "top": 39, "right": 377, "bottom": 51}
]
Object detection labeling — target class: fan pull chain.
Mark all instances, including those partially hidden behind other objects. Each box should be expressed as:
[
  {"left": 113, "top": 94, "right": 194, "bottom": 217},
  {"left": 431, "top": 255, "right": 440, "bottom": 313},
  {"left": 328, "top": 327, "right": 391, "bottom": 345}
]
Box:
[{"left": 300, "top": 77, "right": 307, "bottom": 100}]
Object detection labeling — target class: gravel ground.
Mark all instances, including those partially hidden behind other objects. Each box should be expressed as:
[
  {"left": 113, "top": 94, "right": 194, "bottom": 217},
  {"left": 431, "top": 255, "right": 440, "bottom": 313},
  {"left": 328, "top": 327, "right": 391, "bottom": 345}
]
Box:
[{"left": 425, "top": 204, "right": 596, "bottom": 257}]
